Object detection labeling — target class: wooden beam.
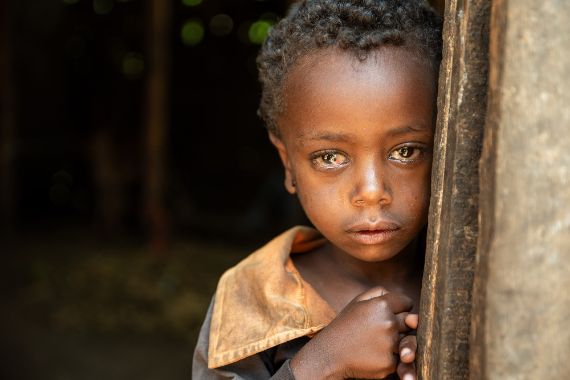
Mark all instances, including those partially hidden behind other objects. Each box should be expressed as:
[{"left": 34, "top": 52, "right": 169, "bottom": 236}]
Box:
[
  {"left": 429, "top": 0, "right": 446, "bottom": 16},
  {"left": 471, "top": 1, "right": 570, "bottom": 378},
  {"left": 417, "top": 1, "right": 490, "bottom": 379}
]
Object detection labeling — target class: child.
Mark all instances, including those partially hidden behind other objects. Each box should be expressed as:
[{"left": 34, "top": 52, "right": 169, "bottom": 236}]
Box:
[{"left": 193, "top": 0, "right": 442, "bottom": 378}]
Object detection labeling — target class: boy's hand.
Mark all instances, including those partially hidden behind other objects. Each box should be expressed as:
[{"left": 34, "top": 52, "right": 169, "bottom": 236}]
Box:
[
  {"left": 290, "top": 287, "right": 414, "bottom": 380},
  {"left": 397, "top": 314, "right": 418, "bottom": 380}
]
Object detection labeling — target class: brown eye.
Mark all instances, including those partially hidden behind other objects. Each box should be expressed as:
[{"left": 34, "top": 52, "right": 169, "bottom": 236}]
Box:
[
  {"left": 312, "top": 150, "right": 349, "bottom": 169},
  {"left": 389, "top": 146, "right": 423, "bottom": 162},
  {"left": 323, "top": 153, "right": 339, "bottom": 164},
  {"left": 399, "top": 147, "right": 412, "bottom": 158}
]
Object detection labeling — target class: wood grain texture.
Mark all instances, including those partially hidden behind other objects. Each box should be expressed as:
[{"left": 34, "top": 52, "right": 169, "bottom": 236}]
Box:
[
  {"left": 471, "top": 1, "right": 570, "bottom": 378},
  {"left": 417, "top": 1, "right": 490, "bottom": 379}
]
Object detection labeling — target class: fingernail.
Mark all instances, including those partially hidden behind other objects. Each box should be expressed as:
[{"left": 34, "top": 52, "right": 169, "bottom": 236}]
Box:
[
  {"left": 401, "top": 348, "right": 412, "bottom": 357},
  {"left": 403, "top": 374, "right": 414, "bottom": 380}
]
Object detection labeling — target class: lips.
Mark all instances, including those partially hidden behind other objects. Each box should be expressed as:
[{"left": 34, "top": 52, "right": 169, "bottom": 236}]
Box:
[{"left": 346, "top": 220, "right": 401, "bottom": 245}]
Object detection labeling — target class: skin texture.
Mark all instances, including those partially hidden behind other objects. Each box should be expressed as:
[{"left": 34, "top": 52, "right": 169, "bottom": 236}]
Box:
[{"left": 270, "top": 47, "right": 437, "bottom": 379}]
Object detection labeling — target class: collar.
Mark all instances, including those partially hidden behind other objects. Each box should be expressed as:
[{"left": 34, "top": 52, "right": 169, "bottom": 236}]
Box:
[{"left": 208, "top": 226, "right": 336, "bottom": 368}]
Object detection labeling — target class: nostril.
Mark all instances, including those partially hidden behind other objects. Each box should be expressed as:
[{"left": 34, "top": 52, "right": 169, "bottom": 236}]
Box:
[{"left": 351, "top": 180, "right": 392, "bottom": 207}]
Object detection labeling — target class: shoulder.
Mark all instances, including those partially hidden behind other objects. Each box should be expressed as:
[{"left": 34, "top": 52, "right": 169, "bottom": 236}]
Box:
[
  {"left": 207, "top": 226, "right": 327, "bottom": 369},
  {"left": 216, "top": 226, "right": 324, "bottom": 298}
]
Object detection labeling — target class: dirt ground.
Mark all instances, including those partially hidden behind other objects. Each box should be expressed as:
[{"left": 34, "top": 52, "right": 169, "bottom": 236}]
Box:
[{"left": 0, "top": 231, "right": 248, "bottom": 380}]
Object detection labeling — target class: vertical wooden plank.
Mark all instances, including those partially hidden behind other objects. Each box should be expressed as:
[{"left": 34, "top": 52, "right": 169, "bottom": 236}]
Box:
[
  {"left": 471, "top": 0, "right": 570, "bottom": 378},
  {"left": 417, "top": 0, "right": 490, "bottom": 379},
  {"left": 430, "top": 0, "right": 446, "bottom": 16},
  {"left": 144, "top": 0, "right": 171, "bottom": 252}
]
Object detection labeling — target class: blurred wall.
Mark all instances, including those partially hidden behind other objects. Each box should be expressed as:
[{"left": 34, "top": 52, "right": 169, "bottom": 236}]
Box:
[
  {"left": 1, "top": 0, "right": 304, "bottom": 246},
  {"left": 0, "top": 0, "right": 443, "bottom": 245}
]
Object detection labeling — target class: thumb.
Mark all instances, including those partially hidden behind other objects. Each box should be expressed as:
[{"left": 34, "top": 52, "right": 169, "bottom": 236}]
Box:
[{"left": 353, "top": 286, "right": 390, "bottom": 302}]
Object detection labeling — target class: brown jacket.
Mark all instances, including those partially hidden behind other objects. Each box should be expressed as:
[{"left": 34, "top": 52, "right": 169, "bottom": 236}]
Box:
[{"left": 193, "top": 226, "right": 336, "bottom": 378}]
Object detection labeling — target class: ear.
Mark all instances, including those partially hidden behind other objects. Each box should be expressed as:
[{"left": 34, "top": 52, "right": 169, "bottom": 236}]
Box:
[{"left": 268, "top": 132, "right": 296, "bottom": 194}]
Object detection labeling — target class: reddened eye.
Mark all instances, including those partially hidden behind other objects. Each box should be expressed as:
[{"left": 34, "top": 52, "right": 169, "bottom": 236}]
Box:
[
  {"left": 388, "top": 145, "right": 423, "bottom": 162},
  {"left": 311, "top": 150, "right": 350, "bottom": 169}
]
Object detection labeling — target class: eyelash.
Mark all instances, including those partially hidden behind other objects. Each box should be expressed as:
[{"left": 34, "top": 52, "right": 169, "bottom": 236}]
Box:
[
  {"left": 310, "top": 144, "right": 427, "bottom": 170},
  {"left": 310, "top": 150, "right": 350, "bottom": 170},
  {"left": 387, "top": 144, "right": 427, "bottom": 163}
]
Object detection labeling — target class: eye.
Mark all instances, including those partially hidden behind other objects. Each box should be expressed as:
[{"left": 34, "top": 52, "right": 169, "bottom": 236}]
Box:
[
  {"left": 388, "top": 145, "right": 423, "bottom": 162},
  {"left": 311, "top": 150, "right": 350, "bottom": 169}
]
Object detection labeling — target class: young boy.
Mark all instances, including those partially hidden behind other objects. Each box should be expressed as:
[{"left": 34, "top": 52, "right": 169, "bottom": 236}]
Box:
[{"left": 193, "top": 0, "right": 442, "bottom": 378}]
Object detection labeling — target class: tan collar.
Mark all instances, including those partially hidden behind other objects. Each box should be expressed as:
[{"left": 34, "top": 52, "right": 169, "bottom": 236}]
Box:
[{"left": 208, "top": 226, "right": 336, "bottom": 368}]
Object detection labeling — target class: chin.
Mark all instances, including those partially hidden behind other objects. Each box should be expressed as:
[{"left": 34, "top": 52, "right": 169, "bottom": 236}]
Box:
[{"left": 341, "top": 242, "right": 404, "bottom": 263}]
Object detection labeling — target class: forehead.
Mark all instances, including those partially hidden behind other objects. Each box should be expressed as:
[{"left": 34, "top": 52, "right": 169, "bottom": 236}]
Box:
[
  {"left": 278, "top": 47, "right": 437, "bottom": 140},
  {"left": 289, "top": 46, "right": 434, "bottom": 92}
]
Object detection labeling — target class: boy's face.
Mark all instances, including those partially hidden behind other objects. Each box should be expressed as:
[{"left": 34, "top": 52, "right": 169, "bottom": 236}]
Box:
[{"left": 271, "top": 47, "right": 436, "bottom": 263}]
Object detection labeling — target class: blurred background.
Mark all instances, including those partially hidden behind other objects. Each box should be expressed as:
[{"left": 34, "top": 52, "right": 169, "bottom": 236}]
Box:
[{"left": 0, "top": 0, "right": 443, "bottom": 379}]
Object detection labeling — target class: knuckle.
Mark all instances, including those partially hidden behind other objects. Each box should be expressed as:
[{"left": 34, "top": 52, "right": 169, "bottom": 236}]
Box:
[
  {"left": 382, "top": 318, "right": 397, "bottom": 332},
  {"left": 409, "top": 337, "right": 418, "bottom": 348},
  {"left": 374, "top": 298, "right": 390, "bottom": 312},
  {"left": 397, "top": 363, "right": 408, "bottom": 378}
]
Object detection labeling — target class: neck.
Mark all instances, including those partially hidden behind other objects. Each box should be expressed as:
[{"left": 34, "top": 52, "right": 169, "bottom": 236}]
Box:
[{"left": 326, "top": 237, "right": 424, "bottom": 290}]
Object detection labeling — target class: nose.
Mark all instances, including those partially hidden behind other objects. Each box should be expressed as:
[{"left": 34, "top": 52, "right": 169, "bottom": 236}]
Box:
[{"left": 350, "top": 160, "right": 392, "bottom": 207}]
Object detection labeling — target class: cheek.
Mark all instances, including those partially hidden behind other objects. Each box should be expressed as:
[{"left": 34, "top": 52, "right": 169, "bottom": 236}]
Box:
[
  {"left": 296, "top": 178, "right": 343, "bottom": 219},
  {"left": 396, "top": 168, "right": 431, "bottom": 221}
]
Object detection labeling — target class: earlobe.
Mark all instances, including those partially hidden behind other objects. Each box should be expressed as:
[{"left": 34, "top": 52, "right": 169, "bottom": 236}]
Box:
[
  {"left": 284, "top": 175, "right": 297, "bottom": 194},
  {"left": 268, "top": 132, "right": 297, "bottom": 195}
]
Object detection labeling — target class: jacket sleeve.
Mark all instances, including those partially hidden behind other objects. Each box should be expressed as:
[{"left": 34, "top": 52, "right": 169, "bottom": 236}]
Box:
[{"left": 192, "top": 297, "right": 296, "bottom": 380}]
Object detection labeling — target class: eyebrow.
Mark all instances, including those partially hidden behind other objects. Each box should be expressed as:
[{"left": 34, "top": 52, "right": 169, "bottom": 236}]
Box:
[
  {"left": 296, "top": 132, "right": 354, "bottom": 143},
  {"left": 296, "top": 125, "right": 431, "bottom": 143},
  {"left": 386, "top": 125, "right": 432, "bottom": 137}
]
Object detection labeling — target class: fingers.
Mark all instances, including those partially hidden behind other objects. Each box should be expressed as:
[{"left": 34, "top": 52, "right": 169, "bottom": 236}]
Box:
[
  {"left": 374, "top": 292, "right": 414, "bottom": 314},
  {"left": 405, "top": 313, "right": 418, "bottom": 329},
  {"left": 395, "top": 312, "right": 419, "bottom": 333},
  {"left": 397, "top": 361, "right": 416, "bottom": 380},
  {"left": 354, "top": 286, "right": 390, "bottom": 301},
  {"left": 353, "top": 288, "right": 414, "bottom": 315},
  {"left": 399, "top": 335, "right": 417, "bottom": 364},
  {"left": 354, "top": 290, "right": 414, "bottom": 333},
  {"left": 395, "top": 312, "right": 412, "bottom": 333}
]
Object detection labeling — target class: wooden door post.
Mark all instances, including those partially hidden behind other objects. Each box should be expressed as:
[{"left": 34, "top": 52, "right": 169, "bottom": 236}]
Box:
[
  {"left": 417, "top": 1, "right": 490, "bottom": 379},
  {"left": 471, "top": 1, "right": 570, "bottom": 378}
]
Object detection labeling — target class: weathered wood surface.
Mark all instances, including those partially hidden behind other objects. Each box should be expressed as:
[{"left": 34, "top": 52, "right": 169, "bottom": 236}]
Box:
[
  {"left": 471, "top": 1, "right": 570, "bottom": 378},
  {"left": 417, "top": 0, "right": 490, "bottom": 379}
]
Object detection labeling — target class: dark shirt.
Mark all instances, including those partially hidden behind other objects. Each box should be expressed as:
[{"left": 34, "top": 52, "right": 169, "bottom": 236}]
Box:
[
  {"left": 192, "top": 227, "right": 403, "bottom": 380},
  {"left": 193, "top": 298, "right": 305, "bottom": 379}
]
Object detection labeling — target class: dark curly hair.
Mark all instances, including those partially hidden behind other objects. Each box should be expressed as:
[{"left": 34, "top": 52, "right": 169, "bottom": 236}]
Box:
[{"left": 257, "top": 0, "right": 442, "bottom": 135}]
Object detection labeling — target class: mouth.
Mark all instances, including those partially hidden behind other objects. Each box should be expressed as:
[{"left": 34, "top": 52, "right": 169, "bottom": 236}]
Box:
[{"left": 346, "top": 221, "right": 401, "bottom": 245}]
